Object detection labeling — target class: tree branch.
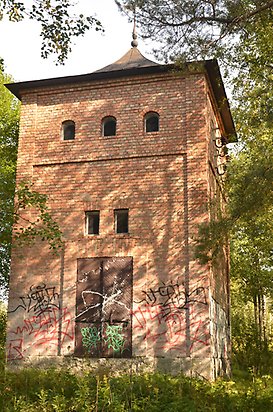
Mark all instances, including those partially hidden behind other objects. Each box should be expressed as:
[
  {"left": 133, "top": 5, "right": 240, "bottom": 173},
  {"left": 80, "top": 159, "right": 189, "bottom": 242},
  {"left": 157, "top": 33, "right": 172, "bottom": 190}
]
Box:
[
  {"left": 140, "top": 14, "right": 232, "bottom": 28},
  {"left": 233, "top": 1, "right": 273, "bottom": 25}
]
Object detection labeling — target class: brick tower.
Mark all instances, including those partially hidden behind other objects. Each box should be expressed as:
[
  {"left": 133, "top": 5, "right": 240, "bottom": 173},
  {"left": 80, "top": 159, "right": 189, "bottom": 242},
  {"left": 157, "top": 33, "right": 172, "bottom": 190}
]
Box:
[{"left": 6, "top": 37, "right": 236, "bottom": 379}]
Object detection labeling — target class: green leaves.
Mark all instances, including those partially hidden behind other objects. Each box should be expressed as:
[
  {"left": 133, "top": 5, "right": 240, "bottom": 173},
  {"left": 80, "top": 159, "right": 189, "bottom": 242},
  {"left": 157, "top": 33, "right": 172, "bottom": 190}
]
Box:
[
  {"left": 0, "top": 1, "right": 104, "bottom": 64},
  {"left": 13, "top": 182, "right": 64, "bottom": 253},
  {"left": 0, "top": 68, "right": 19, "bottom": 296},
  {"left": 0, "top": 68, "right": 63, "bottom": 297},
  {"left": 1, "top": 368, "right": 273, "bottom": 411},
  {"left": 116, "top": 0, "right": 273, "bottom": 62}
]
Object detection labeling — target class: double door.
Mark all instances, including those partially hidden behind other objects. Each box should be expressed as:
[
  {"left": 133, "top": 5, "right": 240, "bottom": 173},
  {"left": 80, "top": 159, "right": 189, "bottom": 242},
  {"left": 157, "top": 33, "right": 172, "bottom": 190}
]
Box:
[{"left": 75, "top": 257, "right": 132, "bottom": 357}]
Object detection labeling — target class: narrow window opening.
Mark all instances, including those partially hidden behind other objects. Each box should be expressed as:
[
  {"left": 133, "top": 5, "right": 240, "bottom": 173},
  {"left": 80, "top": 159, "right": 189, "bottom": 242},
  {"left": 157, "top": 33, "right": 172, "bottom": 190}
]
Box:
[
  {"left": 145, "top": 112, "right": 159, "bottom": 133},
  {"left": 102, "top": 116, "right": 116, "bottom": 137},
  {"left": 85, "top": 211, "right": 100, "bottom": 235},
  {"left": 115, "top": 209, "right": 129, "bottom": 234},
  {"left": 62, "top": 120, "right": 75, "bottom": 140}
]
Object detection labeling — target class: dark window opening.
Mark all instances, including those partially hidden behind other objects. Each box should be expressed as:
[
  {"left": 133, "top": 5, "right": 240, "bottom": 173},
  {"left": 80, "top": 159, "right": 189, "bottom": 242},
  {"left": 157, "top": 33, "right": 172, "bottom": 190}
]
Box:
[
  {"left": 115, "top": 209, "right": 129, "bottom": 234},
  {"left": 145, "top": 112, "right": 159, "bottom": 133},
  {"left": 85, "top": 211, "right": 100, "bottom": 235},
  {"left": 62, "top": 120, "right": 75, "bottom": 140},
  {"left": 102, "top": 116, "right": 116, "bottom": 136}
]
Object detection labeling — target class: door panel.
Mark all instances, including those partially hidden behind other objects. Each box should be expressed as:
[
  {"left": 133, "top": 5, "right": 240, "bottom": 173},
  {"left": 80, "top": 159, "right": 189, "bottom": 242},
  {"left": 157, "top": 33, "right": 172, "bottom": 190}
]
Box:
[
  {"left": 76, "top": 258, "right": 102, "bottom": 322},
  {"left": 75, "top": 257, "right": 132, "bottom": 358},
  {"left": 75, "top": 321, "right": 102, "bottom": 357},
  {"left": 102, "top": 257, "right": 132, "bottom": 322}
]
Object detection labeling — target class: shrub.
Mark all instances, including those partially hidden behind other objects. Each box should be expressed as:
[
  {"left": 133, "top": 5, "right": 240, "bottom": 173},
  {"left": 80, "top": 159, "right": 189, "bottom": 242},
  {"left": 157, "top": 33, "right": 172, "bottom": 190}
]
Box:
[{"left": 0, "top": 370, "right": 273, "bottom": 411}]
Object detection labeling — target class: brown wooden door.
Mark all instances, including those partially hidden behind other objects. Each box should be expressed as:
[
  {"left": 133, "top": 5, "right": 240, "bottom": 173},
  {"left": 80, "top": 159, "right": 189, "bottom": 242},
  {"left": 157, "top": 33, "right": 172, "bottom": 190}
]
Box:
[{"left": 75, "top": 257, "right": 132, "bottom": 358}]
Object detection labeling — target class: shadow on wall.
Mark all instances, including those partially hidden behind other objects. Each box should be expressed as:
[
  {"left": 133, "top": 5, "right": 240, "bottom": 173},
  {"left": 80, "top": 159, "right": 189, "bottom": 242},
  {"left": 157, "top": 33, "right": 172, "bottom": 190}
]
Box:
[{"left": 7, "top": 146, "right": 211, "bottom": 366}]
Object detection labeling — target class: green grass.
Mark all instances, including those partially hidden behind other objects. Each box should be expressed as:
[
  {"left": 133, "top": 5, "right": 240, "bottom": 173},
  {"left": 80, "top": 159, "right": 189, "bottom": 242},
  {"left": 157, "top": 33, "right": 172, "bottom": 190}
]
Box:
[
  {"left": 1, "top": 306, "right": 273, "bottom": 411},
  {"left": 0, "top": 367, "right": 273, "bottom": 411}
]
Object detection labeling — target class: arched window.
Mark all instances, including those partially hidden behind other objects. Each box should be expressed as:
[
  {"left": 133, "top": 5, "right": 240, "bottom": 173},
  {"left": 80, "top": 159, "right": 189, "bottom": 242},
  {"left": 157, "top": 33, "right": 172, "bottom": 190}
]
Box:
[
  {"left": 144, "top": 112, "right": 159, "bottom": 133},
  {"left": 102, "top": 116, "right": 116, "bottom": 137},
  {"left": 62, "top": 120, "right": 75, "bottom": 140}
]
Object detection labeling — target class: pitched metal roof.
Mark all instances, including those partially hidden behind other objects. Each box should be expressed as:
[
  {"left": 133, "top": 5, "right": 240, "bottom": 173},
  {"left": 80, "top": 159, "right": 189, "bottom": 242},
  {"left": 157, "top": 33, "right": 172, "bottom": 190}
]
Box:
[{"left": 95, "top": 47, "right": 160, "bottom": 73}]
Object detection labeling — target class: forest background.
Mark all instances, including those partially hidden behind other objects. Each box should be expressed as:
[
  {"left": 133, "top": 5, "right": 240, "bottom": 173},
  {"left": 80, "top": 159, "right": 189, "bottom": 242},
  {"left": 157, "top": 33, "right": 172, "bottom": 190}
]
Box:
[{"left": 0, "top": 1, "right": 272, "bottom": 410}]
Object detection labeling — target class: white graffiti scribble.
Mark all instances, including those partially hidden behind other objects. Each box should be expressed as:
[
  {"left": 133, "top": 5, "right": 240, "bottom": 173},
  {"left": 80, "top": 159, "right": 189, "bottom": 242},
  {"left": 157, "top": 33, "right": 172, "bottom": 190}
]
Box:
[{"left": 76, "top": 280, "right": 129, "bottom": 320}]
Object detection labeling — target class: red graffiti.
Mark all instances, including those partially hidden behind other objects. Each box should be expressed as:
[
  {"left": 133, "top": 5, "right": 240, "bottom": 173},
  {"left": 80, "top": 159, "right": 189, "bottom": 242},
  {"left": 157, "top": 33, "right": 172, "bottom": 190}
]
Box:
[
  {"left": 7, "top": 338, "right": 24, "bottom": 360},
  {"left": 132, "top": 303, "right": 209, "bottom": 352},
  {"left": 7, "top": 307, "right": 74, "bottom": 360}
]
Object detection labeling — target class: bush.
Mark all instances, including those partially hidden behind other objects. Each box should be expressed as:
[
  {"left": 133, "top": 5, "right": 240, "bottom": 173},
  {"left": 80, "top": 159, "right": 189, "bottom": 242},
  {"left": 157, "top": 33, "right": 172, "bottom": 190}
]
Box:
[
  {"left": 231, "top": 296, "right": 273, "bottom": 375},
  {"left": 0, "top": 369, "right": 273, "bottom": 411},
  {"left": 1, "top": 301, "right": 273, "bottom": 411}
]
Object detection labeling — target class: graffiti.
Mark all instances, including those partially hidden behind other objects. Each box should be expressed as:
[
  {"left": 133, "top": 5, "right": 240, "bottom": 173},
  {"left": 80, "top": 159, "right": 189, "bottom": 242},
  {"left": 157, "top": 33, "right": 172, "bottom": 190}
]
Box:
[
  {"left": 132, "top": 303, "right": 209, "bottom": 352},
  {"left": 76, "top": 279, "right": 130, "bottom": 322},
  {"left": 105, "top": 324, "right": 125, "bottom": 352},
  {"left": 8, "top": 307, "right": 74, "bottom": 360},
  {"left": 75, "top": 257, "right": 132, "bottom": 357},
  {"left": 132, "top": 280, "right": 209, "bottom": 352},
  {"left": 135, "top": 280, "right": 207, "bottom": 317},
  {"left": 7, "top": 338, "right": 23, "bottom": 360},
  {"left": 80, "top": 323, "right": 125, "bottom": 353},
  {"left": 8, "top": 283, "right": 60, "bottom": 316},
  {"left": 210, "top": 298, "right": 230, "bottom": 377},
  {"left": 81, "top": 326, "right": 100, "bottom": 351},
  {"left": 7, "top": 283, "right": 74, "bottom": 360}
]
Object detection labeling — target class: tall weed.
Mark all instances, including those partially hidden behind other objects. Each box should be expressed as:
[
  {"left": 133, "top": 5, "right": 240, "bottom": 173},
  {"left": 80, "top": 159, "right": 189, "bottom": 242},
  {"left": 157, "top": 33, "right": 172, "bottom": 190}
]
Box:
[{"left": 0, "top": 368, "right": 273, "bottom": 411}]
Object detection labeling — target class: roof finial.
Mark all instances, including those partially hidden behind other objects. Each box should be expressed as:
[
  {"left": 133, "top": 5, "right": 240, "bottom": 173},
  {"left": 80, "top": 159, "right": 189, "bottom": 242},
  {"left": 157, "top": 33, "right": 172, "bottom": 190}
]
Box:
[{"left": 131, "top": 9, "right": 138, "bottom": 48}]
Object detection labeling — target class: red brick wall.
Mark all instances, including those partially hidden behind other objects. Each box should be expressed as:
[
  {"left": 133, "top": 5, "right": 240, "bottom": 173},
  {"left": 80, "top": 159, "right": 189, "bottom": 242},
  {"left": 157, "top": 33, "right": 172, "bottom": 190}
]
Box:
[{"left": 6, "top": 70, "right": 228, "bottom": 377}]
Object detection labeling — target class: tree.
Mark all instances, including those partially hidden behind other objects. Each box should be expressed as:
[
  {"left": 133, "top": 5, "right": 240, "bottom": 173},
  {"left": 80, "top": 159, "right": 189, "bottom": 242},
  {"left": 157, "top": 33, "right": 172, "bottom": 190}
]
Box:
[
  {"left": 0, "top": 1, "right": 104, "bottom": 64},
  {"left": 228, "top": 14, "right": 273, "bottom": 370},
  {"left": 0, "top": 69, "right": 19, "bottom": 298},
  {"left": 116, "top": 0, "right": 273, "bottom": 62},
  {"left": 0, "top": 69, "right": 63, "bottom": 299}
]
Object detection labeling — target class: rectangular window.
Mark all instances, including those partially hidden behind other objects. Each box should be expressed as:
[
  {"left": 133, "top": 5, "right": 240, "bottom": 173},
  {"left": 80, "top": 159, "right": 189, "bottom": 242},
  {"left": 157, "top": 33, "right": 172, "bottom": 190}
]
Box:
[
  {"left": 85, "top": 211, "right": 100, "bottom": 235},
  {"left": 115, "top": 209, "right": 129, "bottom": 234}
]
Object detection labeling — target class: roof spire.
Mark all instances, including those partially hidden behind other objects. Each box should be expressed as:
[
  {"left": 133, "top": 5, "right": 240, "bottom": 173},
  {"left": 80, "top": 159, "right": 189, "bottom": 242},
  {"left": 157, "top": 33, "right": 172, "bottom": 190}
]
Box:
[{"left": 131, "top": 9, "right": 138, "bottom": 48}]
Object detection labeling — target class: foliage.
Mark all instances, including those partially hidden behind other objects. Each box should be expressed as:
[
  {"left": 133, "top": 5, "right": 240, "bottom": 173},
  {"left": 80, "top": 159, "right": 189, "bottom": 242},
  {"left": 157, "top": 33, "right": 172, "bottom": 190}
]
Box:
[
  {"left": 0, "top": 366, "right": 272, "bottom": 411},
  {"left": 231, "top": 280, "right": 273, "bottom": 374},
  {"left": 0, "top": 180, "right": 64, "bottom": 298},
  {"left": 115, "top": 0, "right": 273, "bottom": 62},
  {"left": 200, "top": 10, "right": 272, "bottom": 372},
  {"left": 0, "top": 69, "right": 63, "bottom": 298},
  {"left": 197, "top": 17, "right": 273, "bottom": 366},
  {"left": 0, "top": 1, "right": 104, "bottom": 64},
  {"left": 0, "top": 69, "right": 19, "bottom": 297},
  {"left": 195, "top": 137, "right": 273, "bottom": 265},
  {"left": 13, "top": 182, "right": 64, "bottom": 253}
]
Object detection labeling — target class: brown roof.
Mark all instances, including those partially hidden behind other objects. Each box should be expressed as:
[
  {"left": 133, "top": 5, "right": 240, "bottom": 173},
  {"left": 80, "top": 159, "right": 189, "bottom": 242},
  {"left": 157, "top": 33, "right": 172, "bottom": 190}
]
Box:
[{"left": 95, "top": 47, "right": 160, "bottom": 72}]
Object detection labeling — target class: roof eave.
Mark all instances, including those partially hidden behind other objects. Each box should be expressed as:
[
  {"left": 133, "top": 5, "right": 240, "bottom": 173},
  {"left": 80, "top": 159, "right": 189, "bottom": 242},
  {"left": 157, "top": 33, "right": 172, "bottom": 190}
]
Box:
[
  {"left": 5, "top": 65, "right": 170, "bottom": 101},
  {"left": 5, "top": 59, "right": 236, "bottom": 142},
  {"left": 204, "top": 60, "right": 237, "bottom": 142}
]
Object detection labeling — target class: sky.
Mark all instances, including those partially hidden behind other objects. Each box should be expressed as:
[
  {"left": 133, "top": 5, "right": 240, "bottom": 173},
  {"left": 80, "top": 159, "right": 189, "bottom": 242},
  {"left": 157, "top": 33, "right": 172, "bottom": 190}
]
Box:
[{"left": 0, "top": 0, "right": 157, "bottom": 82}]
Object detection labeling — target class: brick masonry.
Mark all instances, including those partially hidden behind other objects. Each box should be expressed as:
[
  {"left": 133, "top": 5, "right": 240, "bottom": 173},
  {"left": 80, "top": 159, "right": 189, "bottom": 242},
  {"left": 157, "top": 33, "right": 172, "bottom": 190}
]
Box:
[{"left": 6, "top": 69, "right": 231, "bottom": 379}]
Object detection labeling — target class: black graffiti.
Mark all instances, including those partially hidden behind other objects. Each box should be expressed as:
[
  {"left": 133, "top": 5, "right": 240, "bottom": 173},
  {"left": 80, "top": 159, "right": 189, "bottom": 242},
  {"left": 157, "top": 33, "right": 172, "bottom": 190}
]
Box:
[
  {"left": 8, "top": 283, "right": 60, "bottom": 316},
  {"left": 135, "top": 280, "right": 207, "bottom": 314}
]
